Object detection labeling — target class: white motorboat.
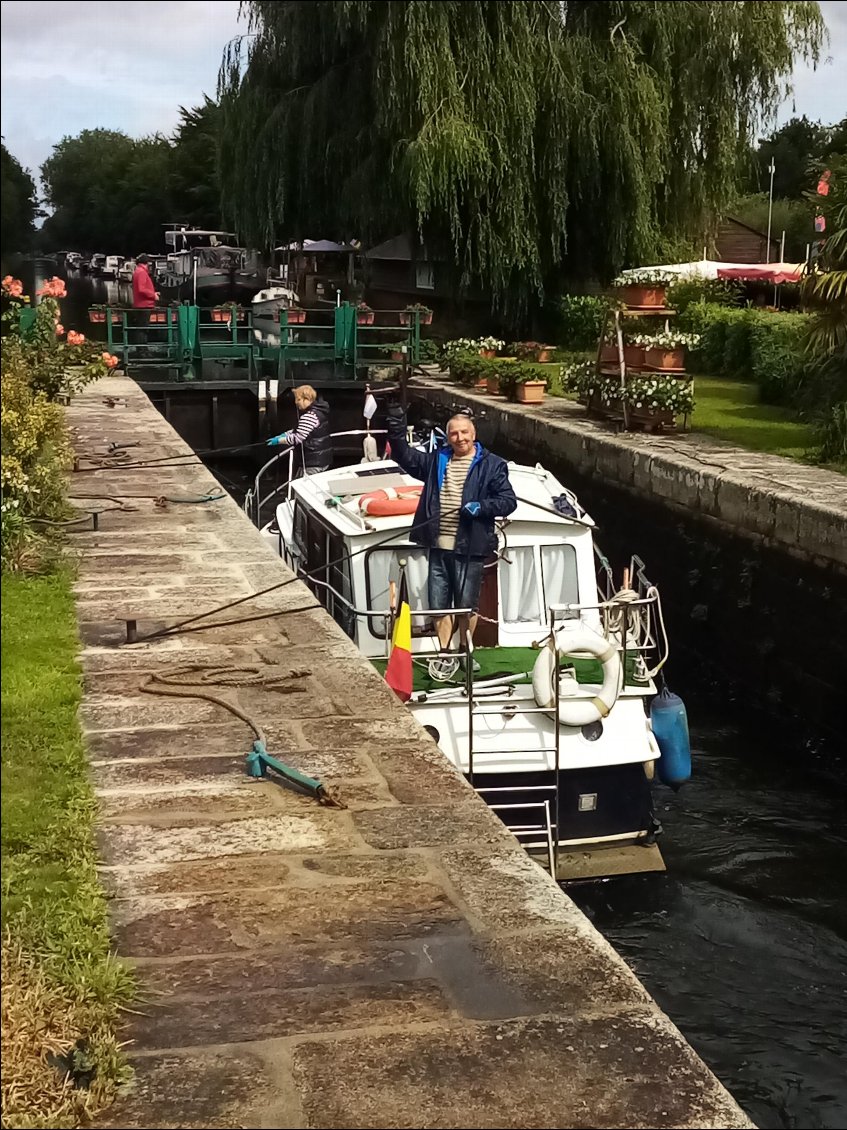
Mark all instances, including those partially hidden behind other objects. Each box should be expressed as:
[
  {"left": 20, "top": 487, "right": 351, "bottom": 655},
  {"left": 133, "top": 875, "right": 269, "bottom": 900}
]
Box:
[
  {"left": 247, "top": 422, "right": 690, "bottom": 881},
  {"left": 251, "top": 285, "right": 300, "bottom": 318}
]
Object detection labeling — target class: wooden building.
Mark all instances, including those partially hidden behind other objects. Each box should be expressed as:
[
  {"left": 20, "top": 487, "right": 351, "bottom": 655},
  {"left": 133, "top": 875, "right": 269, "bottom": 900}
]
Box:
[{"left": 713, "top": 217, "right": 780, "bottom": 263}]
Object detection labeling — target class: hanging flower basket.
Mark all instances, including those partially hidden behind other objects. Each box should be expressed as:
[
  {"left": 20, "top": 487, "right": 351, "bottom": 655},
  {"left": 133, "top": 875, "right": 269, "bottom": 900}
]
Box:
[
  {"left": 88, "top": 309, "right": 106, "bottom": 323},
  {"left": 400, "top": 305, "right": 433, "bottom": 326},
  {"left": 277, "top": 307, "right": 306, "bottom": 324},
  {"left": 516, "top": 380, "right": 546, "bottom": 404},
  {"left": 212, "top": 305, "right": 245, "bottom": 323},
  {"left": 645, "top": 346, "right": 686, "bottom": 371},
  {"left": 148, "top": 310, "right": 176, "bottom": 324}
]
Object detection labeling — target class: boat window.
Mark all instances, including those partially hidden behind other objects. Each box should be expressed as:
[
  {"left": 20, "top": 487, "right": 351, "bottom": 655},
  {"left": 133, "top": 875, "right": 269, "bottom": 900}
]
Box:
[
  {"left": 540, "top": 544, "right": 579, "bottom": 608},
  {"left": 326, "top": 533, "right": 355, "bottom": 639},
  {"left": 499, "top": 544, "right": 579, "bottom": 623},
  {"left": 365, "top": 548, "right": 431, "bottom": 639},
  {"left": 499, "top": 547, "right": 543, "bottom": 623}
]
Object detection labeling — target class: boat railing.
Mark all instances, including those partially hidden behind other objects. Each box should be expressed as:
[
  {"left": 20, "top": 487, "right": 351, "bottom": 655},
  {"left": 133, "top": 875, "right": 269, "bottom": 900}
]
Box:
[{"left": 245, "top": 429, "right": 389, "bottom": 527}]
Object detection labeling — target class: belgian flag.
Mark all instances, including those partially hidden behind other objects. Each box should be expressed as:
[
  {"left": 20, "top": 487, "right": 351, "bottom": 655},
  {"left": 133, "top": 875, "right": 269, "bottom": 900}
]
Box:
[{"left": 385, "top": 571, "right": 413, "bottom": 702}]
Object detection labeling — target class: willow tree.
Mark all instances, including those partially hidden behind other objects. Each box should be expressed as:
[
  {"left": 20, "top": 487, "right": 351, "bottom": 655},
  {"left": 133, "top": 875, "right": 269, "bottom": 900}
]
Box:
[{"left": 219, "top": 0, "right": 824, "bottom": 314}]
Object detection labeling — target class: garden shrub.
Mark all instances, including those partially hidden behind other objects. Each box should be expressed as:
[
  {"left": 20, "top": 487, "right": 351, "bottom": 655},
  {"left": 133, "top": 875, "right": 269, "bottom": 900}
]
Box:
[
  {"left": 748, "top": 312, "right": 809, "bottom": 404},
  {"left": 551, "top": 294, "right": 610, "bottom": 350}
]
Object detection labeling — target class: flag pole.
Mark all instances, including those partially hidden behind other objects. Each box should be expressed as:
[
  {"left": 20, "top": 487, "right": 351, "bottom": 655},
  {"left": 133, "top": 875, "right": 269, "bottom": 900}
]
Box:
[{"left": 765, "top": 158, "right": 776, "bottom": 263}]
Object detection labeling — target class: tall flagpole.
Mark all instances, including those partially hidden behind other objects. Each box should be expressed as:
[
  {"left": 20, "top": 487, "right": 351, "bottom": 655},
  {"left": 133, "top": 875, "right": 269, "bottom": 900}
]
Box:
[{"left": 765, "top": 158, "right": 776, "bottom": 263}]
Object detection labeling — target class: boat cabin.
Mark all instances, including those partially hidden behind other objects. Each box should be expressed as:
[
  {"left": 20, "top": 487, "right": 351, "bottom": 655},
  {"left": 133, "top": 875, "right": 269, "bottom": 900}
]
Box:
[{"left": 269, "top": 458, "right": 604, "bottom": 657}]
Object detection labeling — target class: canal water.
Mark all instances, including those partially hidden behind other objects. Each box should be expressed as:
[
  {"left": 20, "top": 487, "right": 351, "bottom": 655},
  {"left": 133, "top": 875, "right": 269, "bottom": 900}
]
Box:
[{"left": 29, "top": 267, "right": 847, "bottom": 1129}]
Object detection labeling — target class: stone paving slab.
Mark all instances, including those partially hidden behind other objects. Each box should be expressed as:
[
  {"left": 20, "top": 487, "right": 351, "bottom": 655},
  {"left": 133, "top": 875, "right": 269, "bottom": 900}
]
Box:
[
  {"left": 414, "top": 376, "right": 847, "bottom": 570},
  {"left": 70, "top": 377, "right": 754, "bottom": 1129}
]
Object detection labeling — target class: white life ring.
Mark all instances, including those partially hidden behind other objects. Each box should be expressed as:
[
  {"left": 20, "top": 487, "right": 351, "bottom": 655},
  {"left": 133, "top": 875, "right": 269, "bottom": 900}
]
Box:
[{"left": 531, "top": 623, "right": 621, "bottom": 728}]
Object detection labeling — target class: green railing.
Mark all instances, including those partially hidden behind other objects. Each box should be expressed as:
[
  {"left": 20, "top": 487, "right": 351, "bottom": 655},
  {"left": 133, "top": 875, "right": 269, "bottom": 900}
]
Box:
[{"left": 72, "top": 302, "right": 431, "bottom": 383}]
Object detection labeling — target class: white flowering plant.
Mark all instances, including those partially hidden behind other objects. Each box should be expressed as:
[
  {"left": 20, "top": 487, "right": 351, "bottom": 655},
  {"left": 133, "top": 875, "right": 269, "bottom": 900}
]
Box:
[
  {"left": 625, "top": 375, "right": 696, "bottom": 414},
  {"left": 633, "top": 330, "right": 701, "bottom": 350},
  {"left": 612, "top": 269, "right": 677, "bottom": 287},
  {"left": 442, "top": 336, "right": 504, "bottom": 358}
]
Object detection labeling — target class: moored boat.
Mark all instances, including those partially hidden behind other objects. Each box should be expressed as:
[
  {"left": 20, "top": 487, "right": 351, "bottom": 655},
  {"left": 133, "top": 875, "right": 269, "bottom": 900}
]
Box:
[{"left": 250, "top": 418, "right": 690, "bottom": 881}]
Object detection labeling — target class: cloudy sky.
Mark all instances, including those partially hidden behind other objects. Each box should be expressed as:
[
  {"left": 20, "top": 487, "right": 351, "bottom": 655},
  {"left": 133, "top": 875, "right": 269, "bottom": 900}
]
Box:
[{"left": 1, "top": 0, "right": 845, "bottom": 184}]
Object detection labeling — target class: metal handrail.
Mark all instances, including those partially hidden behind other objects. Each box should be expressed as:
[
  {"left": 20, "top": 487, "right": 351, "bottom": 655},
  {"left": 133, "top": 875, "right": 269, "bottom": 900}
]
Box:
[{"left": 249, "top": 428, "right": 391, "bottom": 525}]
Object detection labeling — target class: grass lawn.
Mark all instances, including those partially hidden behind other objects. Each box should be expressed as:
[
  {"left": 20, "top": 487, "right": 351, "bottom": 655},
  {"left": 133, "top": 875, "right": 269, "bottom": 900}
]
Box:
[
  {"left": 1, "top": 571, "right": 133, "bottom": 1129},
  {"left": 689, "top": 376, "right": 819, "bottom": 461}
]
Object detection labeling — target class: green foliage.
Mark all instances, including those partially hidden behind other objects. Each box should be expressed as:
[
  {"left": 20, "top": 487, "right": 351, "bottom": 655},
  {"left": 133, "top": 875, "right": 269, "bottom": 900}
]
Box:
[
  {"left": 550, "top": 294, "right": 610, "bottom": 349},
  {"left": 666, "top": 277, "right": 741, "bottom": 313},
  {"left": 447, "top": 351, "right": 547, "bottom": 399},
  {"left": 2, "top": 572, "right": 133, "bottom": 1127},
  {"left": 1, "top": 279, "right": 113, "bottom": 571},
  {"left": 1, "top": 144, "right": 38, "bottom": 253},
  {"left": 219, "top": 1, "right": 824, "bottom": 314},
  {"left": 801, "top": 155, "right": 847, "bottom": 461},
  {"left": 748, "top": 312, "right": 809, "bottom": 402},
  {"left": 749, "top": 115, "right": 836, "bottom": 198},
  {"left": 39, "top": 106, "right": 226, "bottom": 255},
  {"left": 682, "top": 303, "right": 810, "bottom": 403}
]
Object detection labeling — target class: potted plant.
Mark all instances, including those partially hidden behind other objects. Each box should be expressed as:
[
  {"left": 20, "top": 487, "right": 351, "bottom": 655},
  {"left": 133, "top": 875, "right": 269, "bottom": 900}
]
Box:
[
  {"left": 399, "top": 303, "right": 433, "bottom": 326},
  {"left": 612, "top": 269, "right": 675, "bottom": 310},
  {"left": 514, "top": 362, "right": 547, "bottom": 404},
  {"left": 88, "top": 304, "right": 122, "bottom": 324},
  {"left": 148, "top": 306, "right": 177, "bottom": 324},
  {"left": 212, "top": 302, "right": 245, "bottom": 323},
  {"left": 356, "top": 302, "right": 375, "bottom": 326},
  {"left": 276, "top": 306, "right": 306, "bottom": 324},
  {"left": 641, "top": 331, "right": 701, "bottom": 372},
  {"left": 624, "top": 374, "right": 696, "bottom": 429},
  {"left": 381, "top": 341, "right": 408, "bottom": 362},
  {"left": 475, "top": 335, "right": 503, "bottom": 359}
]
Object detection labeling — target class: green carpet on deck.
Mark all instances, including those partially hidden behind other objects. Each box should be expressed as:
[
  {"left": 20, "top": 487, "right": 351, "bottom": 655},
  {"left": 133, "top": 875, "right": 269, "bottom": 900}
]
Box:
[{"left": 372, "top": 646, "right": 648, "bottom": 694}]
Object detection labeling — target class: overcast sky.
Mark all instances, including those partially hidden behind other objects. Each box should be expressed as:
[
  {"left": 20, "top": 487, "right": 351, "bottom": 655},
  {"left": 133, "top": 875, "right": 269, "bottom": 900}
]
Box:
[{"left": 2, "top": 0, "right": 845, "bottom": 185}]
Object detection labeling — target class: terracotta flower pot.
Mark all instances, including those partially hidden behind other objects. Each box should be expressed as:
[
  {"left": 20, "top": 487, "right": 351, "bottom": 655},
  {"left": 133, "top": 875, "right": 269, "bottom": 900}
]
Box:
[
  {"left": 600, "top": 343, "right": 618, "bottom": 364},
  {"left": 479, "top": 349, "right": 496, "bottom": 359},
  {"left": 390, "top": 350, "right": 405, "bottom": 362},
  {"left": 486, "top": 376, "right": 501, "bottom": 395},
  {"left": 645, "top": 347, "right": 685, "bottom": 371},
  {"left": 473, "top": 378, "right": 488, "bottom": 391},
  {"left": 535, "top": 347, "right": 552, "bottom": 363},
  {"left": 419, "top": 310, "right": 433, "bottom": 325},
  {"left": 212, "top": 309, "right": 227, "bottom": 322},
  {"left": 616, "top": 283, "right": 667, "bottom": 309},
  {"left": 623, "top": 345, "right": 645, "bottom": 368},
  {"left": 89, "top": 311, "right": 106, "bottom": 323},
  {"left": 516, "top": 381, "right": 546, "bottom": 404},
  {"left": 357, "top": 311, "right": 375, "bottom": 326},
  {"left": 149, "top": 311, "right": 166, "bottom": 324}
]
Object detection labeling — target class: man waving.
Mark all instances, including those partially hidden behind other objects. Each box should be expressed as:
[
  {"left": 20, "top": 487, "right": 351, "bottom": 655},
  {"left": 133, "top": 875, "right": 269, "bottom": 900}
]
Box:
[{"left": 386, "top": 406, "right": 517, "bottom": 653}]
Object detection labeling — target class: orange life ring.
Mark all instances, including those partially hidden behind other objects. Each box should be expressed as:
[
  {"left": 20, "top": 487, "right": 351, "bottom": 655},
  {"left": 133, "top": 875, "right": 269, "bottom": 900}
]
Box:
[{"left": 359, "top": 485, "right": 423, "bottom": 517}]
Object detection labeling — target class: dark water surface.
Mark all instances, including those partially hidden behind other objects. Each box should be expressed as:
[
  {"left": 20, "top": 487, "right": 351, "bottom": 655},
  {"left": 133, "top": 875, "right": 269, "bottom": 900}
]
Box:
[{"left": 40, "top": 268, "right": 847, "bottom": 1129}]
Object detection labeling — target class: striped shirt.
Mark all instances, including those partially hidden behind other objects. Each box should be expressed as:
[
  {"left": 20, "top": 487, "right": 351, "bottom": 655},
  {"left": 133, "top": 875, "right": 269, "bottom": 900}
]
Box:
[
  {"left": 437, "top": 453, "right": 474, "bottom": 550},
  {"left": 287, "top": 408, "right": 321, "bottom": 446}
]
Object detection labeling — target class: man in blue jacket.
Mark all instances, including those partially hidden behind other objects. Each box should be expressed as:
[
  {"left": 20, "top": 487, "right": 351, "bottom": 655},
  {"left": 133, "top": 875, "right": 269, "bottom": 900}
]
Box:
[{"left": 386, "top": 406, "right": 517, "bottom": 652}]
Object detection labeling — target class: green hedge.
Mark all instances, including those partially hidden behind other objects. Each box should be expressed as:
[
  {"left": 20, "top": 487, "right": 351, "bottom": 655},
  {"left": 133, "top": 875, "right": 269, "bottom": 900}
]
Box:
[
  {"left": 549, "top": 294, "right": 610, "bottom": 350},
  {"left": 680, "top": 303, "right": 809, "bottom": 404}
]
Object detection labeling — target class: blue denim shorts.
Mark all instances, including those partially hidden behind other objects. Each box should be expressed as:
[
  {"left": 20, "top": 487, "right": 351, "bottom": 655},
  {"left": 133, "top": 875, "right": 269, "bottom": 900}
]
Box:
[{"left": 428, "top": 549, "right": 485, "bottom": 614}]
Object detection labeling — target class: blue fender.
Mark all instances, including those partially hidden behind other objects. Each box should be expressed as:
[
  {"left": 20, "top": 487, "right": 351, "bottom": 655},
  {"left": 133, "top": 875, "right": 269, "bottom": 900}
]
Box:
[{"left": 650, "top": 686, "right": 692, "bottom": 789}]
